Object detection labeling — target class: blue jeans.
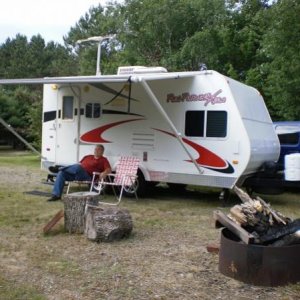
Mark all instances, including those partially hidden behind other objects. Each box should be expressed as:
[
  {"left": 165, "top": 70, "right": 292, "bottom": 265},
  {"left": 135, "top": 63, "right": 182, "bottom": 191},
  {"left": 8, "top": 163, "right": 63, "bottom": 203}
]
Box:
[{"left": 52, "top": 164, "right": 91, "bottom": 197}]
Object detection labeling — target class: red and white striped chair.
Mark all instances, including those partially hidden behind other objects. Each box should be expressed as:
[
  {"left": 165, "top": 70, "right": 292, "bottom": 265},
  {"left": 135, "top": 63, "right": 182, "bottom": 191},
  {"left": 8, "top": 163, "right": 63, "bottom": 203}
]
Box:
[{"left": 92, "top": 156, "right": 140, "bottom": 205}]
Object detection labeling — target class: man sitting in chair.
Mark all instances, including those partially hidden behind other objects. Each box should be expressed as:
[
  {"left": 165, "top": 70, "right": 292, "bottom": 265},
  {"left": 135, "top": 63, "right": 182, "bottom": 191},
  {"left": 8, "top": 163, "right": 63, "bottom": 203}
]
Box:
[{"left": 47, "top": 144, "right": 111, "bottom": 201}]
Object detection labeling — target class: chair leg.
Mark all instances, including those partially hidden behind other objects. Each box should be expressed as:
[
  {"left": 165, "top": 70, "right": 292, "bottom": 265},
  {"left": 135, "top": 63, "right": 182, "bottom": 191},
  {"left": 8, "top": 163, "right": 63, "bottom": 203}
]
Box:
[
  {"left": 117, "top": 186, "right": 124, "bottom": 205},
  {"left": 66, "top": 182, "right": 71, "bottom": 194}
]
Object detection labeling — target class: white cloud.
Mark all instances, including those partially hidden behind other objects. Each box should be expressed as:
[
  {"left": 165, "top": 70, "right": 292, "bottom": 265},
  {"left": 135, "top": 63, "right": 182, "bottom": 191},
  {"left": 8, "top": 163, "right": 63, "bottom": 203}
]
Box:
[{"left": 0, "top": 0, "right": 122, "bottom": 44}]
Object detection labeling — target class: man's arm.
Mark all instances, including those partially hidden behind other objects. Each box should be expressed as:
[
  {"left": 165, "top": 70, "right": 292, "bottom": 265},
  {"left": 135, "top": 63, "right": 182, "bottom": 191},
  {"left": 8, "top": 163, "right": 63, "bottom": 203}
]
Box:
[
  {"left": 100, "top": 166, "right": 111, "bottom": 179},
  {"left": 99, "top": 158, "right": 111, "bottom": 180}
]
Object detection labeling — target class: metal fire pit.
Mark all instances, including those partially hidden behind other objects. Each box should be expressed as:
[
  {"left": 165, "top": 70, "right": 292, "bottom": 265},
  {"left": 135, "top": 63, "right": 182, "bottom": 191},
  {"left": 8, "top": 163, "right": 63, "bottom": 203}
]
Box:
[{"left": 219, "top": 228, "right": 300, "bottom": 286}]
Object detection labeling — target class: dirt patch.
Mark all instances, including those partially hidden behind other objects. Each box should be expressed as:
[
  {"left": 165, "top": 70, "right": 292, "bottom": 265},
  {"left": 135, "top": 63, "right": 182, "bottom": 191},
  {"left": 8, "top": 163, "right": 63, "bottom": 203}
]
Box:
[
  {"left": 0, "top": 163, "right": 300, "bottom": 299},
  {"left": 0, "top": 165, "right": 43, "bottom": 186}
]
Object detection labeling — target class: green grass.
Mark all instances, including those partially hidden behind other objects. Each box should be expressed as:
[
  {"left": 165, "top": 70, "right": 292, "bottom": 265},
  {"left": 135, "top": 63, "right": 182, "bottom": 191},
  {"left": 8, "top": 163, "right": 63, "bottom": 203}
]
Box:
[
  {"left": 1, "top": 153, "right": 300, "bottom": 299},
  {"left": 0, "top": 275, "right": 46, "bottom": 300},
  {"left": 0, "top": 151, "right": 40, "bottom": 167}
]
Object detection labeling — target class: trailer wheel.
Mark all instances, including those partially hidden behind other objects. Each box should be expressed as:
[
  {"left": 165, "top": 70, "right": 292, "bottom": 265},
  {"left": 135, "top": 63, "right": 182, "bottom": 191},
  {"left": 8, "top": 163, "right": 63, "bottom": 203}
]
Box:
[
  {"left": 123, "top": 169, "right": 148, "bottom": 198},
  {"left": 123, "top": 180, "right": 139, "bottom": 196}
]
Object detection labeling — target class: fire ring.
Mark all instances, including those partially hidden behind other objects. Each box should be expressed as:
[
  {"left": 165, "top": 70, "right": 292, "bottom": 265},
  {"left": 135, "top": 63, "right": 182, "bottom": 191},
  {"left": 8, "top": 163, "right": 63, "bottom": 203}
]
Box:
[{"left": 219, "top": 228, "right": 300, "bottom": 286}]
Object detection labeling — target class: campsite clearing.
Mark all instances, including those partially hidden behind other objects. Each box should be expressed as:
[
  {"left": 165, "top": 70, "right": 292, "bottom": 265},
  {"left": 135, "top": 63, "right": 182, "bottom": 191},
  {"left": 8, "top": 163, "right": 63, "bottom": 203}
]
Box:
[{"left": 0, "top": 152, "right": 300, "bottom": 299}]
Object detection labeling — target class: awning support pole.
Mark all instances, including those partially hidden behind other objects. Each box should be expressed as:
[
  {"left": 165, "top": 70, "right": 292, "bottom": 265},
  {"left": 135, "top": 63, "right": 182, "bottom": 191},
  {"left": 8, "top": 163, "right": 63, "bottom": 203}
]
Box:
[
  {"left": 0, "top": 117, "right": 42, "bottom": 157},
  {"left": 139, "top": 79, "right": 204, "bottom": 175}
]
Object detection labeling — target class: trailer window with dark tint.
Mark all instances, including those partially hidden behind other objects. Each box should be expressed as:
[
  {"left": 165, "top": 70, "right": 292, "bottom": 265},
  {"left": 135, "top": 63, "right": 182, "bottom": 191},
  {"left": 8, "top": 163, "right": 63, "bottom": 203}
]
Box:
[
  {"left": 278, "top": 133, "right": 299, "bottom": 145},
  {"left": 62, "top": 96, "right": 74, "bottom": 120},
  {"left": 85, "top": 103, "right": 101, "bottom": 118},
  {"left": 206, "top": 111, "right": 227, "bottom": 137},
  {"left": 185, "top": 111, "right": 205, "bottom": 137},
  {"left": 94, "top": 103, "right": 101, "bottom": 118},
  {"left": 86, "top": 103, "right": 93, "bottom": 118}
]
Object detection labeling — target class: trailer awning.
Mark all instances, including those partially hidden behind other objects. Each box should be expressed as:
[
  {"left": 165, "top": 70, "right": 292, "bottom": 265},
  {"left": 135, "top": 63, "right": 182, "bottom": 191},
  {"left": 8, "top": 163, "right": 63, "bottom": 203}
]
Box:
[
  {"left": 0, "top": 70, "right": 209, "bottom": 175},
  {"left": 0, "top": 75, "right": 130, "bottom": 85},
  {"left": 0, "top": 71, "right": 208, "bottom": 86}
]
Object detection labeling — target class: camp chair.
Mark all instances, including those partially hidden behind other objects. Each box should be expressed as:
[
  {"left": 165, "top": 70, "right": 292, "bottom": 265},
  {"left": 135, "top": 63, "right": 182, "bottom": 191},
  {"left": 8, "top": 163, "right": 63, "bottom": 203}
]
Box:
[
  {"left": 66, "top": 171, "right": 107, "bottom": 195},
  {"left": 91, "top": 156, "right": 140, "bottom": 205},
  {"left": 66, "top": 179, "right": 95, "bottom": 194}
]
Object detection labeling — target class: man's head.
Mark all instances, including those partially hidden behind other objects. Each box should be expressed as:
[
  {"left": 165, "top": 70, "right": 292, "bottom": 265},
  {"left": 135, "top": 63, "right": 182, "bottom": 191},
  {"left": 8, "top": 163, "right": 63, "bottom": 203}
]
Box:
[{"left": 94, "top": 144, "right": 104, "bottom": 158}]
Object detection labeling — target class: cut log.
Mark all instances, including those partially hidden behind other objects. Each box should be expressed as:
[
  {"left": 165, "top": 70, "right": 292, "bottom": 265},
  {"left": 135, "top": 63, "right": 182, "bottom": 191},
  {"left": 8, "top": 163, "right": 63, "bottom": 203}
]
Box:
[
  {"left": 256, "top": 196, "right": 289, "bottom": 225},
  {"left": 84, "top": 204, "right": 133, "bottom": 242},
  {"left": 270, "top": 230, "right": 300, "bottom": 247},
  {"left": 259, "top": 219, "right": 300, "bottom": 244},
  {"left": 232, "top": 186, "right": 291, "bottom": 234},
  {"left": 229, "top": 205, "right": 247, "bottom": 225},
  {"left": 233, "top": 186, "right": 254, "bottom": 204},
  {"left": 63, "top": 192, "right": 99, "bottom": 234}
]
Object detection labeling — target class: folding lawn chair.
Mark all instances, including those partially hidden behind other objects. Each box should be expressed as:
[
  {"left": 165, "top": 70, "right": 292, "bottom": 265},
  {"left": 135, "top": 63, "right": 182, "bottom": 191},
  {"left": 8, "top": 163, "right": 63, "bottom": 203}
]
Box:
[
  {"left": 66, "top": 171, "right": 109, "bottom": 195},
  {"left": 66, "top": 179, "right": 94, "bottom": 194},
  {"left": 91, "top": 156, "right": 140, "bottom": 205}
]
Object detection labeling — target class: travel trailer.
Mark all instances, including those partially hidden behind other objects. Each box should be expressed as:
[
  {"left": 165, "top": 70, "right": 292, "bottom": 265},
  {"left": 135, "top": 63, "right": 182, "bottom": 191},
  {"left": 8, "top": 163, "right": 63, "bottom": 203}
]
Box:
[{"left": 0, "top": 66, "right": 280, "bottom": 196}]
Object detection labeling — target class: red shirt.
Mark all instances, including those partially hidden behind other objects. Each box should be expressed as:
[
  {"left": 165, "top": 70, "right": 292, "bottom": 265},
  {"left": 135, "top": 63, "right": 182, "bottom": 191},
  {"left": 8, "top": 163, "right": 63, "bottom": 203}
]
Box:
[{"left": 80, "top": 155, "right": 111, "bottom": 176}]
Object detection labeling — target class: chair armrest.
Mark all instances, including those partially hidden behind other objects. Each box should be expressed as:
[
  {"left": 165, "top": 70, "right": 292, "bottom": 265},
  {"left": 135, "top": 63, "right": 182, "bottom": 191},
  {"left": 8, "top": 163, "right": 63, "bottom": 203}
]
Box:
[{"left": 92, "top": 171, "right": 101, "bottom": 175}]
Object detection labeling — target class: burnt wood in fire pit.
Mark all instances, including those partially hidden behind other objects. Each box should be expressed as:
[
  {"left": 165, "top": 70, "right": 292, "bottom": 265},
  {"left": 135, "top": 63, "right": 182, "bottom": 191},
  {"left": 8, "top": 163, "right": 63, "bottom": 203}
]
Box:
[{"left": 214, "top": 187, "right": 300, "bottom": 246}]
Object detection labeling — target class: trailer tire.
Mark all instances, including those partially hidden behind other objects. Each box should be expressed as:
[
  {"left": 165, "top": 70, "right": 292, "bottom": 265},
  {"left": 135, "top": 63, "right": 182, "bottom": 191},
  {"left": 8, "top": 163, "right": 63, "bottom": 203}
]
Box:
[{"left": 123, "top": 169, "right": 148, "bottom": 198}]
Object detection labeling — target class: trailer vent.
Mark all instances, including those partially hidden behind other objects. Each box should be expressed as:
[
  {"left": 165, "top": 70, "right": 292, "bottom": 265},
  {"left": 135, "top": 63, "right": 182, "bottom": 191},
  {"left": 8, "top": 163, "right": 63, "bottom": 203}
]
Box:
[
  {"left": 117, "top": 66, "right": 168, "bottom": 75},
  {"left": 131, "top": 132, "right": 155, "bottom": 150}
]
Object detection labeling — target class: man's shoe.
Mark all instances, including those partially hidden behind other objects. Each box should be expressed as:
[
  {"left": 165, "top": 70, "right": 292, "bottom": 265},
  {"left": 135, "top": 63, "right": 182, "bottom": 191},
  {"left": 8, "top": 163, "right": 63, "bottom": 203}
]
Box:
[
  {"left": 47, "top": 195, "right": 61, "bottom": 202},
  {"left": 49, "top": 166, "right": 60, "bottom": 173}
]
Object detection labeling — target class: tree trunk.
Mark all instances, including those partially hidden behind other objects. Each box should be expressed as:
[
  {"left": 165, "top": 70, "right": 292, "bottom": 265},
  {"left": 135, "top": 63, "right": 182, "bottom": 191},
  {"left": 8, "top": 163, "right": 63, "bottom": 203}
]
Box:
[
  {"left": 63, "top": 192, "right": 99, "bottom": 234},
  {"left": 84, "top": 205, "right": 133, "bottom": 242}
]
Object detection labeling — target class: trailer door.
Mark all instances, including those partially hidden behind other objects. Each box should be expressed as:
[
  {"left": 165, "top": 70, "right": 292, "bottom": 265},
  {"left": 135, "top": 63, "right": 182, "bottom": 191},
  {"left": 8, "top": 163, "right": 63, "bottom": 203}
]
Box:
[{"left": 56, "top": 92, "right": 79, "bottom": 164}]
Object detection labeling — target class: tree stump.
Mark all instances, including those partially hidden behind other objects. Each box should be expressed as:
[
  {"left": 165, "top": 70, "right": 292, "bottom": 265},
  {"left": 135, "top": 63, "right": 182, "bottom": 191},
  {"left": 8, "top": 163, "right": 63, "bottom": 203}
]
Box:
[
  {"left": 84, "top": 205, "right": 133, "bottom": 242},
  {"left": 63, "top": 192, "right": 99, "bottom": 234}
]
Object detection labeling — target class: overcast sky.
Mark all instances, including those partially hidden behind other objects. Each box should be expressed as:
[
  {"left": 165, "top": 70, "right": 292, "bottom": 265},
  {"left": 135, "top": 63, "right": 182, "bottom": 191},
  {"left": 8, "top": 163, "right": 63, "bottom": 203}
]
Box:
[{"left": 0, "top": 0, "right": 121, "bottom": 45}]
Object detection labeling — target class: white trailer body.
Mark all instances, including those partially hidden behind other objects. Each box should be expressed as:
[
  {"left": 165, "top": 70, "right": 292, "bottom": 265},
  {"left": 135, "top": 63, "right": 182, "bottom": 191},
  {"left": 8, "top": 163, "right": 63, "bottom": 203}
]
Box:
[{"left": 38, "top": 68, "right": 280, "bottom": 190}]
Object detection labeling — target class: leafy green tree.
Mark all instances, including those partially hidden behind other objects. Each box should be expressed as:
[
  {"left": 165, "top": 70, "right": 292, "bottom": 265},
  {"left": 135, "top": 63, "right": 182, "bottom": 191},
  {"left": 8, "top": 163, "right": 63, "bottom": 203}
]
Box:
[
  {"left": 0, "top": 34, "right": 29, "bottom": 78},
  {"left": 0, "top": 34, "right": 77, "bottom": 149},
  {"left": 258, "top": 0, "right": 300, "bottom": 120},
  {"left": 65, "top": 3, "right": 122, "bottom": 75},
  {"left": 119, "top": 0, "right": 228, "bottom": 71},
  {"left": 219, "top": 0, "right": 272, "bottom": 80}
]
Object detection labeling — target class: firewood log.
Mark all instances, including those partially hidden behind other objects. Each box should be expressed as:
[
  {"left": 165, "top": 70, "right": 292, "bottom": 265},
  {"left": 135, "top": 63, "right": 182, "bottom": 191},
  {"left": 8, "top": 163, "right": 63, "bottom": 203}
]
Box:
[
  {"left": 256, "top": 196, "right": 289, "bottom": 225},
  {"left": 259, "top": 219, "right": 300, "bottom": 243},
  {"left": 270, "top": 230, "right": 300, "bottom": 247},
  {"left": 84, "top": 204, "right": 133, "bottom": 242},
  {"left": 229, "top": 205, "right": 247, "bottom": 225},
  {"left": 63, "top": 192, "right": 99, "bottom": 234},
  {"left": 233, "top": 186, "right": 254, "bottom": 204}
]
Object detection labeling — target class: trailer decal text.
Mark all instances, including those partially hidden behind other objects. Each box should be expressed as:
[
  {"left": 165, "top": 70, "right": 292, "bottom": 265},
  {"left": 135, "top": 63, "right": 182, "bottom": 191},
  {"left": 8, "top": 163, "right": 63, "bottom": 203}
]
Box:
[{"left": 167, "top": 89, "right": 226, "bottom": 106}]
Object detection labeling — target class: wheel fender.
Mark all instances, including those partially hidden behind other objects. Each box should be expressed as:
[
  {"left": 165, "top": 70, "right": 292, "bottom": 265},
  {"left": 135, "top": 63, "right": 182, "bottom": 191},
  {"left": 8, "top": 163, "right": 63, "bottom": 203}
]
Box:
[{"left": 137, "top": 163, "right": 150, "bottom": 181}]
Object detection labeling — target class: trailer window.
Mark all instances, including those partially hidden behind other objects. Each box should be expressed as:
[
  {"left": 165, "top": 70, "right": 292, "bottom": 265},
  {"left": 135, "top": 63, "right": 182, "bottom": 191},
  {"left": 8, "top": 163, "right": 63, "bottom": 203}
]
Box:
[
  {"left": 185, "top": 110, "right": 227, "bottom": 138},
  {"left": 185, "top": 111, "right": 205, "bottom": 137},
  {"left": 86, "top": 103, "right": 101, "bottom": 118},
  {"left": 278, "top": 133, "right": 299, "bottom": 145},
  {"left": 206, "top": 111, "right": 227, "bottom": 137},
  {"left": 62, "top": 96, "right": 74, "bottom": 120}
]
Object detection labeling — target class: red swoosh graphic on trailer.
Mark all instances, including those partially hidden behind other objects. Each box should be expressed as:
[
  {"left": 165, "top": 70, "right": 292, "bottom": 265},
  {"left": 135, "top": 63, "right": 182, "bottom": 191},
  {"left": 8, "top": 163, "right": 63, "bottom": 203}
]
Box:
[
  {"left": 154, "top": 128, "right": 233, "bottom": 172},
  {"left": 182, "top": 137, "right": 227, "bottom": 168},
  {"left": 80, "top": 118, "right": 144, "bottom": 143}
]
